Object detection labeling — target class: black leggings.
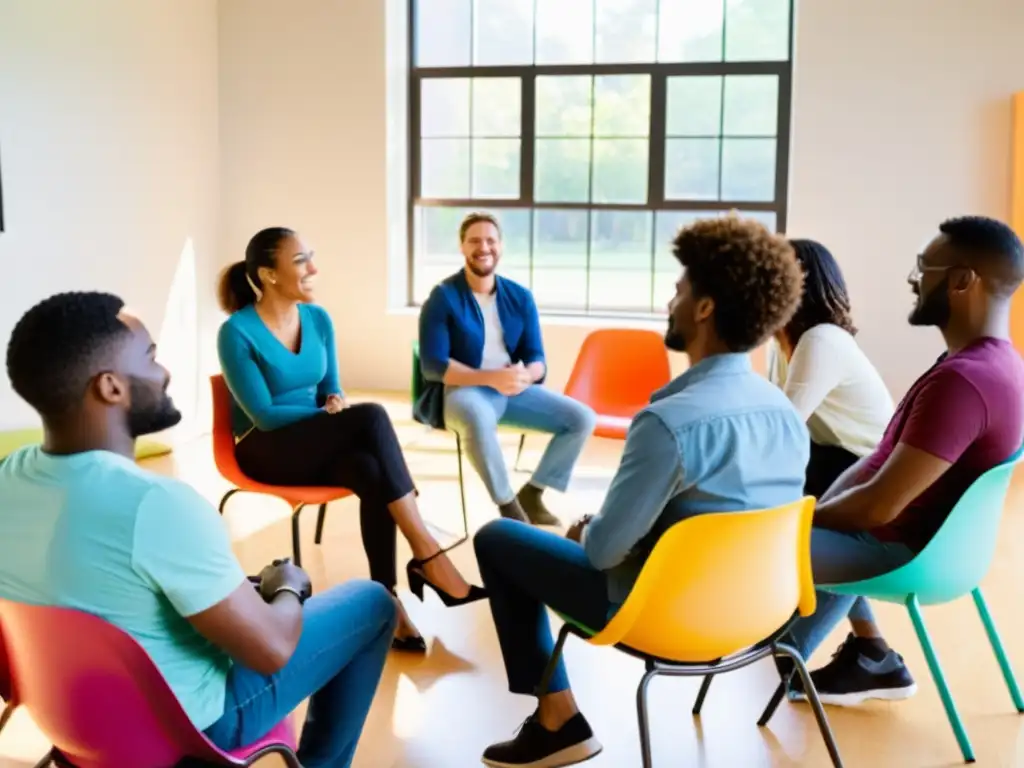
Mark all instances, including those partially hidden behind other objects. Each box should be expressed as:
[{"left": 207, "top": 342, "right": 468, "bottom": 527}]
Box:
[
  {"left": 805, "top": 440, "right": 860, "bottom": 499},
  {"left": 235, "top": 403, "right": 415, "bottom": 591}
]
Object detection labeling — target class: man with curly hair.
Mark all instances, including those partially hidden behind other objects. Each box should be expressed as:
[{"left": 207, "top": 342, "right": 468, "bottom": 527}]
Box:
[
  {"left": 779, "top": 215, "right": 1024, "bottom": 708},
  {"left": 473, "top": 215, "right": 810, "bottom": 767}
]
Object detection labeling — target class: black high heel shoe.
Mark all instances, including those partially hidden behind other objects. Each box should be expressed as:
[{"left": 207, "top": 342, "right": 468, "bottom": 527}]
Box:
[
  {"left": 388, "top": 587, "right": 427, "bottom": 653},
  {"left": 406, "top": 546, "right": 488, "bottom": 607}
]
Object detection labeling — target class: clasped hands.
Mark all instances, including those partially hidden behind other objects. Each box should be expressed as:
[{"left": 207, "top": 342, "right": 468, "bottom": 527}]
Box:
[
  {"left": 490, "top": 361, "right": 532, "bottom": 396},
  {"left": 323, "top": 393, "right": 347, "bottom": 414},
  {"left": 250, "top": 558, "right": 313, "bottom": 604}
]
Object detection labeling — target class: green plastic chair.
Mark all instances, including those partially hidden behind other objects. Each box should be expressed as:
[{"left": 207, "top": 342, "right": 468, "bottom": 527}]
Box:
[{"left": 762, "top": 447, "right": 1024, "bottom": 763}]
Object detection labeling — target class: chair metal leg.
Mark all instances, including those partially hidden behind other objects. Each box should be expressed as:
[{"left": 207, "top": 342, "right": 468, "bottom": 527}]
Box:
[
  {"left": 31, "top": 748, "right": 56, "bottom": 768},
  {"left": 453, "top": 435, "right": 469, "bottom": 545},
  {"left": 314, "top": 503, "right": 328, "bottom": 545},
  {"left": 907, "top": 595, "right": 975, "bottom": 763},
  {"left": 0, "top": 700, "right": 13, "bottom": 735},
  {"left": 775, "top": 642, "right": 844, "bottom": 768},
  {"left": 636, "top": 663, "right": 658, "bottom": 768},
  {"left": 536, "top": 624, "right": 572, "bottom": 697},
  {"left": 291, "top": 504, "right": 306, "bottom": 568},
  {"left": 218, "top": 488, "right": 240, "bottom": 515},
  {"left": 972, "top": 587, "right": 1024, "bottom": 712},
  {"left": 757, "top": 682, "right": 786, "bottom": 726},
  {"left": 692, "top": 674, "right": 713, "bottom": 715},
  {"left": 513, "top": 434, "right": 527, "bottom": 473}
]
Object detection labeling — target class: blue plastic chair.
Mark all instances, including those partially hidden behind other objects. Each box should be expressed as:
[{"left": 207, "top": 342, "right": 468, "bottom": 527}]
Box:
[{"left": 761, "top": 447, "right": 1024, "bottom": 763}]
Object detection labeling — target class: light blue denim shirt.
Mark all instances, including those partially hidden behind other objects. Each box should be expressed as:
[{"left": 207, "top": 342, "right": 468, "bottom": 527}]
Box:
[{"left": 583, "top": 352, "right": 810, "bottom": 606}]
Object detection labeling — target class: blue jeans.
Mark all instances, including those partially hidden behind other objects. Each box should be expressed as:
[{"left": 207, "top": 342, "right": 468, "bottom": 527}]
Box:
[
  {"left": 444, "top": 384, "right": 596, "bottom": 505},
  {"left": 474, "top": 518, "right": 613, "bottom": 695},
  {"left": 787, "top": 528, "right": 915, "bottom": 660},
  {"left": 203, "top": 580, "right": 397, "bottom": 768}
]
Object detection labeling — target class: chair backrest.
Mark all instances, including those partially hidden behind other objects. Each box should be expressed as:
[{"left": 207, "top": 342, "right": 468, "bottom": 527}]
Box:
[
  {"left": 0, "top": 622, "right": 11, "bottom": 703},
  {"left": 0, "top": 599, "right": 230, "bottom": 768},
  {"left": 563, "top": 329, "right": 672, "bottom": 418},
  {"left": 841, "top": 446, "right": 1024, "bottom": 606},
  {"left": 590, "top": 497, "right": 816, "bottom": 663},
  {"left": 210, "top": 375, "right": 244, "bottom": 483}
]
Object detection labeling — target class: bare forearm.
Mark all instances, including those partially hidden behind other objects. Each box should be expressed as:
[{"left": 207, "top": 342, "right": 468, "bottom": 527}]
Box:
[
  {"left": 818, "top": 455, "right": 870, "bottom": 503},
  {"left": 264, "top": 592, "right": 304, "bottom": 666},
  {"left": 443, "top": 359, "right": 496, "bottom": 388}
]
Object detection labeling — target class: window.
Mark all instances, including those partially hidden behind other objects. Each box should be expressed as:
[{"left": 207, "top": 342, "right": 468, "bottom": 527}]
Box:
[{"left": 408, "top": 0, "right": 793, "bottom": 315}]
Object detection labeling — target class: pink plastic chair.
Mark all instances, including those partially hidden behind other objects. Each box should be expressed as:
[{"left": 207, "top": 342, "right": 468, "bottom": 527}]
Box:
[{"left": 0, "top": 598, "right": 301, "bottom": 768}]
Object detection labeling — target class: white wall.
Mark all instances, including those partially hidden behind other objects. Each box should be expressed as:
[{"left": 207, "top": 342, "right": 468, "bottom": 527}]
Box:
[
  {"left": 202, "top": 0, "right": 1024, "bottom": 400},
  {"left": 0, "top": 0, "right": 220, "bottom": 432}
]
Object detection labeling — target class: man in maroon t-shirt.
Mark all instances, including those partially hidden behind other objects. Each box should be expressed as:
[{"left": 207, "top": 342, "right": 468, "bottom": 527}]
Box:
[{"left": 779, "top": 215, "right": 1024, "bottom": 707}]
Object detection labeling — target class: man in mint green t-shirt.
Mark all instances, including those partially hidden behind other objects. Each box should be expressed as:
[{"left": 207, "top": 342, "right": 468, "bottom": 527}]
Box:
[{"left": 0, "top": 292, "right": 396, "bottom": 767}]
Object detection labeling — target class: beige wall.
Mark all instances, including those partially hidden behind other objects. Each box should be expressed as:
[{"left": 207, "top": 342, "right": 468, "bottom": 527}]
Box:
[
  {"left": 217, "top": 0, "right": 1024, "bottom": 402},
  {"left": 0, "top": 0, "right": 220, "bottom": 433}
]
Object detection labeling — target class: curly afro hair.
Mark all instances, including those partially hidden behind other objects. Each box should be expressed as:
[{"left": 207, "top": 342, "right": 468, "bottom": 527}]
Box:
[
  {"left": 672, "top": 215, "right": 803, "bottom": 352},
  {"left": 6, "top": 291, "right": 131, "bottom": 419}
]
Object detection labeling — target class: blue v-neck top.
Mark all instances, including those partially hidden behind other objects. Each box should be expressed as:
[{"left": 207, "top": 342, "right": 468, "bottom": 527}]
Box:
[{"left": 216, "top": 303, "right": 343, "bottom": 436}]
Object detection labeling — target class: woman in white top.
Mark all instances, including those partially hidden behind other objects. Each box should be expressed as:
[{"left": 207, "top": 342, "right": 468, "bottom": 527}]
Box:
[{"left": 767, "top": 238, "right": 895, "bottom": 498}]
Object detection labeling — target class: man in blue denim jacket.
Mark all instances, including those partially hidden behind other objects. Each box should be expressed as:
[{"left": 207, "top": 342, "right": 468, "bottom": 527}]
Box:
[{"left": 417, "top": 212, "right": 596, "bottom": 525}]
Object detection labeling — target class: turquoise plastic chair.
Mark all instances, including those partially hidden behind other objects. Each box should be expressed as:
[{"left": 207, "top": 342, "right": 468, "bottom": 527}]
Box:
[{"left": 761, "top": 447, "right": 1024, "bottom": 763}]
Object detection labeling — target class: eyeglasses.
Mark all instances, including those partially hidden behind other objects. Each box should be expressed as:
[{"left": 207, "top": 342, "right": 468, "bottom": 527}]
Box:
[{"left": 908, "top": 253, "right": 972, "bottom": 282}]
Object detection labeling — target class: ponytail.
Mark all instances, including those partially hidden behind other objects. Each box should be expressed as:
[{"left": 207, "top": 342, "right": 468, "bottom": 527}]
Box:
[{"left": 217, "top": 261, "right": 257, "bottom": 313}]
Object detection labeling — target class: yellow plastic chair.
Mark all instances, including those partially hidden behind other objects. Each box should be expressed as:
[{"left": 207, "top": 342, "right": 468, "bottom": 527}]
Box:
[{"left": 538, "top": 497, "right": 843, "bottom": 767}]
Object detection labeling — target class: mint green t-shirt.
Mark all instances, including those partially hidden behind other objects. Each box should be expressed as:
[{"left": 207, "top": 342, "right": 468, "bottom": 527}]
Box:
[{"left": 0, "top": 446, "right": 246, "bottom": 730}]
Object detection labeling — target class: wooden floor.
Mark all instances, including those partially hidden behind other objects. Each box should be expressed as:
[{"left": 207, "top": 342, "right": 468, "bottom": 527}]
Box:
[{"left": 2, "top": 391, "right": 1024, "bottom": 767}]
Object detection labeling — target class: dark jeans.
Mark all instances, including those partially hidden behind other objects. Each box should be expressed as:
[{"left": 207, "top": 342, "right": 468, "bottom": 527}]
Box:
[
  {"left": 805, "top": 440, "right": 859, "bottom": 499},
  {"left": 203, "top": 580, "right": 397, "bottom": 768},
  {"left": 236, "top": 404, "right": 416, "bottom": 590},
  {"left": 473, "top": 518, "right": 613, "bottom": 695}
]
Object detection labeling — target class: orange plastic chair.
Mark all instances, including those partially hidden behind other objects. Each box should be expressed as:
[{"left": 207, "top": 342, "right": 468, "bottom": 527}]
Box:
[
  {"left": 563, "top": 329, "right": 672, "bottom": 440},
  {"left": 210, "top": 374, "right": 353, "bottom": 567},
  {"left": 539, "top": 498, "right": 843, "bottom": 767}
]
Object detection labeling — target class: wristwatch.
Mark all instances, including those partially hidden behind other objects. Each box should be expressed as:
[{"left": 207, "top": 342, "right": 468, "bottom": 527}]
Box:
[{"left": 271, "top": 585, "right": 307, "bottom": 604}]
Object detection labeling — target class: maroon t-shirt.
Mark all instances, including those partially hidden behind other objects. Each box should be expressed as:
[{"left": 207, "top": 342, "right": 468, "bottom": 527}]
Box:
[{"left": 862, "top": 337, "right": 1024, "bottom": 550}]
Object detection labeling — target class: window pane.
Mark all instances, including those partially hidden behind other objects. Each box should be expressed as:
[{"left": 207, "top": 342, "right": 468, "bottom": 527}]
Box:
[
  {"left": 472, "top": 78, "right": 521, "bottom": 137},
  {"left": 494, "top": 208, "right": 533, "bottom": 286},
  {"left": 415, "top": 0, "right": 471, "bottom": 67},
  {"left": 725, "top": 0, "right": 790, "bottom": 62},
  {"left": 536, "top": 76, "right": 592, "bottom": 137},
  {"left": 535, "top": 139, "right": 590, "bottom": 202},
  {"left": 654, "top": 210, "right": 708, "bottom": 274},
  {"left": 723, "top": 75, "right": 778, "bottom": 136},
  {"left": 472, "top": 0, "right": 533, "bottom": 65},
  {"left": 472, "top": 139, "right": 520, "bottom": 198},
  {"left": 594, "top": 75, "right": 651, "bottom": 137},
  {"left": 421, "top": 139, "right": 470, "bottom": 198},
  {"left": 721, "top": 138, "right": 775, "bottom": 200},
  {"left": 735, "top": 209, "right": 777, "bottom": 231},
  {"left": 589, "top": 210, "right": 654, "bottom": 312},
  {"left": 665, "top": 138, "right": 719, "bottom": 200},
  {"left": 421, "top": 78, "right": 470, "bottom": 137},
  {"left": 658, "top": 0, "right": 724, "bottom": 62},
  {"left": 666, "top": 76, "right": 722, "bottom": 136},
  {"left": 536, "top": 0, "right": 594, "bottom": 64},
  {"left": 413, "top": 206, "right": 470, "bottom": 302},
  {"left": 533, "top": 209, "right": 589, "bottom": 310},
  {"left": 592, "top": 139, "right": 648, "bottom": 204},
  {"left": 595, "top": 0, "right": 657, "bottom": 63}
]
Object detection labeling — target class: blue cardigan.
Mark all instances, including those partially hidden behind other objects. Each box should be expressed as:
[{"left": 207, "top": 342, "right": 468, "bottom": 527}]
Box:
[
  {"left": 217, "top": 303, "right": 343, "bottom": 437},
  {"left": 415, "top": 270, "right": 546, "bottom": 429}
]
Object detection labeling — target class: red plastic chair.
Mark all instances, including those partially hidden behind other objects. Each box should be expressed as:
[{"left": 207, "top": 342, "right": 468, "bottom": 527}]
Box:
[
  {"left": 211, "top": 374, "right": 353, "bottom": 567},
  {"left": 0, "top": 598, "right": 300, "bottom": 768},
  {"left": 563, "top": 329, "right": 672, "bottom": 440}
]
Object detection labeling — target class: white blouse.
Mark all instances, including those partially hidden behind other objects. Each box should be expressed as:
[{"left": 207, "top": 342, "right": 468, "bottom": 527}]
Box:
[{"left": 767, "top": 323, "right": 894, "bottom": 457}]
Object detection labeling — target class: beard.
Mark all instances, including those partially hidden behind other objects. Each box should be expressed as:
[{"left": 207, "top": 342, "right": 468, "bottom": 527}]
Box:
[
  {"left": 127, "top": 377, "right": 182, "bottom": 438},
  {"left": 664, "top": 315, "right": 688, "bottom": 352},
  {"left": 908, "top": 277, "right": 951, "bottom": 328}
]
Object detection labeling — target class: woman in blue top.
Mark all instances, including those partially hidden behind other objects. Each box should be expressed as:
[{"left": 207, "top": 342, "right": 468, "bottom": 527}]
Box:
[{"left": 216, "top": 227, "right": 485, "bottom": 652}]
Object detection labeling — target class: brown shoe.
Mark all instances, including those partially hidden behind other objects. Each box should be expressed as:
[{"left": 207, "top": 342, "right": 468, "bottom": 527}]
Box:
[
  {"left": 498, "top": 498, "right": 528, "bottom": 522},
  {"left": 517, "top": 484, "right": 561, "bottom": 526}
]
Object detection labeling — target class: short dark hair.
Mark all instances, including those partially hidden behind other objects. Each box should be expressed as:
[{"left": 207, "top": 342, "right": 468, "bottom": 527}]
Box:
[
  {"left": 6, "top": 292, "right": 131, "bottom": 419},
  {"left": 672, "top": 215, "right": 803, "bottom": 352},
  {"left": 783, "top": 238, "right": 856, "bottom": 345},
  {"left": 459, "top": 212, "right": 501, "bottom": 242},
  {"left": 217, "top": 227, "right": 295, "bottom": 313},
  {"left": 938, "top": 216, "right": 1024, "bottom": 298}
]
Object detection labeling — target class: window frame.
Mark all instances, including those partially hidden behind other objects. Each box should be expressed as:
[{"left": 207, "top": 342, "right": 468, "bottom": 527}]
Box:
[{"left": 406, "top": 0, "right": 795, "bottom": 316}]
